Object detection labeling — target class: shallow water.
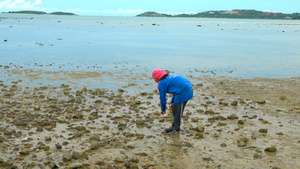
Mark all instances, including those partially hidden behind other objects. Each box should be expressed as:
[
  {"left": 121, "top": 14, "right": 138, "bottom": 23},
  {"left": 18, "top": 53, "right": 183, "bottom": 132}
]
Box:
[{"left": 1, "top": 14, "right": 300, "bottom": 80}]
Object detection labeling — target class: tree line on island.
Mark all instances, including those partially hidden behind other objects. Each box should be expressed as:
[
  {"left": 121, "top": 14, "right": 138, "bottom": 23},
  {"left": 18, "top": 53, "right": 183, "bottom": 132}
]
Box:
[
  {"left": 2, "top": 10, "right": 76, "bottom": 15},
  {"left": 137, "top": 9, "right": 300, "bottom": 20}
]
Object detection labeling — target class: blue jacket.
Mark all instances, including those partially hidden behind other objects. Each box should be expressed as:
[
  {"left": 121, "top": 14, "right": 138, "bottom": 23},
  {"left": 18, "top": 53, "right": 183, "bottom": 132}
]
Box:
[{"left": 158, "top": 74, "right": 193, "bottom": 112}]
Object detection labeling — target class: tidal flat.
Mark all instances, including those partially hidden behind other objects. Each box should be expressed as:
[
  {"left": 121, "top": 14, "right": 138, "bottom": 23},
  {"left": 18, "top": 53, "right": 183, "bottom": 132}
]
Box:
[{"left": 0, "top": 66, "right": 299, "bottom": 169}]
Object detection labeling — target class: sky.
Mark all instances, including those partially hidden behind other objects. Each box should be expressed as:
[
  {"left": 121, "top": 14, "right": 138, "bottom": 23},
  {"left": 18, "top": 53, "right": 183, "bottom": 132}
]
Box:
[{"left": 0, "top": 0, "right": 299, "bottom": 16}]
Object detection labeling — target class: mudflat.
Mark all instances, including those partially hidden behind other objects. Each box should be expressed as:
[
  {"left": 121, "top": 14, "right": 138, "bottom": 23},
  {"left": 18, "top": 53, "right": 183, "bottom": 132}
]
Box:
[{"left": 0, "top": 67, "right": 299, "bottom": 169}]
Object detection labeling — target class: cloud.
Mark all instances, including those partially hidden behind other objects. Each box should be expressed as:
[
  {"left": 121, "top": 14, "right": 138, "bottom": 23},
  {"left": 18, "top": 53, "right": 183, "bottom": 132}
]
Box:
[
  {"left": 101, "top": 8, "right": 146, "bottom": 15},
  {"left": 65, "top": 8, "right": 98, "bottom": 14},
  {"left": 0, "top": 0, "right": 12, "bottom": 8},
  {"left": 64, "top": 8, "right": 146, "bottom": 16},
  {"left": 160, "top": 11, "right": 197, "bottom": 15},
  {"left": 0, "top": 0, "right": 42, "bottom": 9}
]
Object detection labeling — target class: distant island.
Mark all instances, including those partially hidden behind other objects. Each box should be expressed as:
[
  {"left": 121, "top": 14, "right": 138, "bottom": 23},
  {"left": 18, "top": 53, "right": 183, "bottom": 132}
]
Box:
[
  {"left": 137, "top": 10, "right": 300, "bottom": 20},
  {"left": 2, "top": 10, "right": 76, "bottom": 15}
]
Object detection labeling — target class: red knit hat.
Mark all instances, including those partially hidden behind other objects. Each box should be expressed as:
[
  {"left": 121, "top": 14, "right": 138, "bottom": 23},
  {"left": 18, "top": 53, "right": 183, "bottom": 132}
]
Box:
[{"left": 152, "top": 69, "right": 167, "bottom": 83}]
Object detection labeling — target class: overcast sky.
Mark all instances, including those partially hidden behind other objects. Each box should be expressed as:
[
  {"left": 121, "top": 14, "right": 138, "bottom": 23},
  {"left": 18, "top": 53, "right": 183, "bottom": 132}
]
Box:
[{"left": 0, "top": 0, "right": 299, "bottom": 16}]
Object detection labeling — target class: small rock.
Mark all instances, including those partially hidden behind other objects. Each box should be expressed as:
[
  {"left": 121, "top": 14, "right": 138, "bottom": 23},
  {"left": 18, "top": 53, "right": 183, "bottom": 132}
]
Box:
[
  {"left": 238, "top": 120, "right": 244, "bottom": 124},
  {"left": 15, "top": 120, "right": 27, "bottom": 126},
  {"left": 272, "top": 166, "right": 280, "bottom": 169},
  {"left": 96, "top": 161, "right": 105, "bottom": 165},
  {"left": 136, "top": 119, "right": 145, "bottom": 126},
  {"left": 90, "top": 135, "right": 100, "bottom": 141},
  {"left": 202, "top": 157, "right": 213, "bottom": 161},
  {"left": 115, "top": 159, "right": 124, "bottom": 163},
  {"left": 196, "top": 125, "right": 205, "bottom": 132},
  {"left": 205, "top": 109, "right": 214, "bottom": 115},
  {"left": 212, "top": 116, "right": 226, "bottom": 121},
  {"left": 279, "top": 96, "right": 286, "bottom": 100},
  {"left": 49, "top": 162, "right": 59, "bottom": 169},
  {"left": 158, "top": 119, "right": 165, "bottom": 122},
  {"left": 69, "top": 163, "right": 84, "bottom": 169},
  {"left": 264, "top": 147, "right": 277, "bottom": 152},
  {"left": 194, "top": 133, "right": 204, "bottom": 139},
  {"left": 237, "top": 136, "right": 248, "bottom": 147},
  {"left": 197, "top": 109, "right": 204, "bottom": 113},
  {"left": 34, "top": 106, "right": 40, "bottom": 111},
  {"left": 62, "top": 153, "right": 72, "bottom": 162},
  {"left": 259, "top": 128, "right": 268, "bottom": 133},
  {"left": 0, "top": 136, "right": 6, "bottom": 143},
  {"left": 220, "top": 143, "right": 227, "bottom": 147},
  {"left": 62, "top": 141, "right": 69, "bottom": 145},
  {"left": 276, "top": 132, "right": 284, "bottom": 135},
  {"left": 72, "top": 151, "right": 81, "bottom": 160},
  {"left": 231, "top": 101, "right": 238, "bottom": 106},
  {"left": 118, "top": 89, "right": 125, "bottom": 92},
  {"left": 55, "top": 143, "right": 62, "bottom": 149},
  {"left": 45, "top": 136, "right": 52, "bottom": 141},
  {"left": 129, "top": 158, "right": 139, "bottom": 163},
  {"left": 257, "top": 100, "right": 266, "bottom": 104},
  {"left": 217, "top": 122, "right": 227, "bottom": 126},
  {"left": 251, "top": 133, "right": 257, "bottom": 139},
  {"left": 191, "top": 117, "right": 199, "bottom": 122},
  {"left": 19, "top": 149, "right": 31, "bottom": 156},
  {"left": 36, "top": 126, "right": 43, "bottom": 132},
  {"left": 253, "top": 153, "right": 261, "bottom": 159},
  {"left": 227, "top": 114, "right": 239, "bottom": 120}
]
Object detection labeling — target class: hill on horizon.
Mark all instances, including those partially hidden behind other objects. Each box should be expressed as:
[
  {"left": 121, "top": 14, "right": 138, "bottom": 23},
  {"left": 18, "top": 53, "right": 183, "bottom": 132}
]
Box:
[
  {"left": 137, "top": 9, "right": 300, "bottom": 20},
  {"left": 1, "top": 10, "right": 76, "bottom": 15}
]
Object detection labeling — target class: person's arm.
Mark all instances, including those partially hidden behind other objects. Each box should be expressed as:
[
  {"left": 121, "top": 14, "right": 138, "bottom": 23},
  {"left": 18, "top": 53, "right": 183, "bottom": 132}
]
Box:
[{"left": 158, "top": 82, "right": 167, "bottom": 112}]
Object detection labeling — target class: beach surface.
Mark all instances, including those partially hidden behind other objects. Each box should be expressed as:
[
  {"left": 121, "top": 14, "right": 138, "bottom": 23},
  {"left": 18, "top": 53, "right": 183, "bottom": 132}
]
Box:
[{"left": 1, "top": 66, "right": 299, "bottom": 169}]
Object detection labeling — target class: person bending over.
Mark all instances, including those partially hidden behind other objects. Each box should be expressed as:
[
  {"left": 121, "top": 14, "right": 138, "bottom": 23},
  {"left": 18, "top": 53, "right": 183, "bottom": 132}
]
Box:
[{"left": 152, "top": 69, "right": 193, "bottom": 135}]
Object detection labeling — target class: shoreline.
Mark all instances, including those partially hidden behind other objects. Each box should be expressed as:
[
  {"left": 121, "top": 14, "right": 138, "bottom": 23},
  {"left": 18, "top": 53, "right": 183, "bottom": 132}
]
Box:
[
  {"left": 1, "top": 67, "right": 299, "bottom": 168},
  {"left": 1, "top": 13, "right": 299, "bottom": 21},
  {"left": 137, "top": 15, "right": 300, "bottom": 21},
  {"left": 0, "top": 13, "right": 78, "bottom": 16}
]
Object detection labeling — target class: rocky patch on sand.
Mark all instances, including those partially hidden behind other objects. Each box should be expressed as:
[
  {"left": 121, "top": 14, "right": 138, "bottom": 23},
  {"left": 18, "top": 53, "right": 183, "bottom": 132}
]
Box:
[{"left": 0, "top": 67, "right": 300, "bottom": 169}]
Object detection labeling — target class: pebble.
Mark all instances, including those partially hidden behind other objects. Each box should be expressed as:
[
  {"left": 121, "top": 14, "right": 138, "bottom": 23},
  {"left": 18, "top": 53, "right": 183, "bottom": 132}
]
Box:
[
  {"left": 62, "top": 153, "right": 72, "bottom": 162},
  {"left": 238, "top": 120, "right": 245, "bottom": 124},
  {"left": 55, "top": 143, "right": 62, "bottom": 149},
  {"left": 158, "top": 119, "right": 165, "bottom": 122},
  {"left": 196, "top": 125, "right": 205, "bottom": 132},
  {"left": 257, "top": 100, "right": 266, "bottom": 104},
  {"left": 227, "top": 114, "right": 239, "bottom": 120},
  {"left": 237, "top": 136, "right": 248, "bottom": 147},
  {"left": 253, "top": 153, "right": 262, "bottom": 159},
  {"left": 251, "top": 133, "right": 257, "bottom": 139},
  {"left": 276, "top": 132, "right": 284, "bottom": 135},
  {"left": 264, "top": 147, "right": 277, "bottom": 152},
  {"left": 220, "top": 143, "right": 227, "bottom": 147},
  {"left": 259, "top": 128, "right": 268, "bottom": 133},
  {"left": 231, "top": 101, "right": 238, "bottom": 106}
]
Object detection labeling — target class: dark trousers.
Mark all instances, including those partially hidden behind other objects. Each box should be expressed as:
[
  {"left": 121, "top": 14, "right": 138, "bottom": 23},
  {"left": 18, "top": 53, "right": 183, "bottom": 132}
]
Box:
[{"left": 172, "top": 101, "right": 188, "bottom": 131}]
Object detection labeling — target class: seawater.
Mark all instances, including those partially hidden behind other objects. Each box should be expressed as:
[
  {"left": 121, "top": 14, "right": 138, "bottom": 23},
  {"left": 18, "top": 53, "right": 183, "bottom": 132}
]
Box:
[{"left": 0, "top": 14, "right": 300, "bottom": 78}]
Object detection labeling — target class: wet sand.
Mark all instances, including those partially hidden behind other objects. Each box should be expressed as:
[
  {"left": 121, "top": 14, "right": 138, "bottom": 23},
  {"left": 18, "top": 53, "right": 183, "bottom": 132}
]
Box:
[{"left": 0, "top": 67, "right": 300, "bottom": 169}]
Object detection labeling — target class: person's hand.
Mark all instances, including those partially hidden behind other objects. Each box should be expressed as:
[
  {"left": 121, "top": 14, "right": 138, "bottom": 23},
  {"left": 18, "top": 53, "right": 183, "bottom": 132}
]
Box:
[
  {"left": 169, "top": 103, "right": 174, "bottom": 113},
  {"left": 160, "top": 111, "right": 166, "bottom": 115}
]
